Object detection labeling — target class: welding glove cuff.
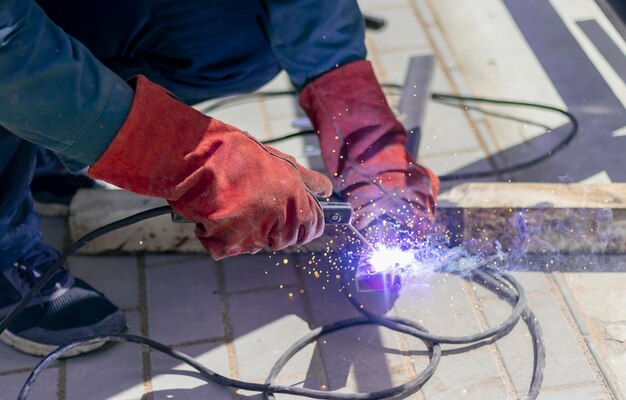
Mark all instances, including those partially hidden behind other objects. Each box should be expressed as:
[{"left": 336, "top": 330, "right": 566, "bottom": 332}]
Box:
[
  {"left": 88, "top": 75, "right": 332, "bottom": 259},
  {"left": 299, "top": 60, "right": 439, "bottom": 242}
]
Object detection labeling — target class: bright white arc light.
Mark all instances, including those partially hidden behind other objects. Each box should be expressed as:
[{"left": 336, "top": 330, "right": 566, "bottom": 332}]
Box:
[{"left": 367, "top": 246, "right": 416, "bottom": 273}]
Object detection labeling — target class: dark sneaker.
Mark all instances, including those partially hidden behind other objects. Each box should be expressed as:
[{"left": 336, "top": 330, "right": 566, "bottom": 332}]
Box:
[
  {"left": 0, "top": 244, "right": 126, "bottom": 357},
  {"left": 30, "top": 173, "right": 98, "bottom": 217}
]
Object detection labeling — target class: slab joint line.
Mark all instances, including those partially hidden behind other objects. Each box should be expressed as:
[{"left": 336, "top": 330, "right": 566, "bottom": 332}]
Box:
[{"left": 549, "top": 273, "right": 622, "bottom": 400}]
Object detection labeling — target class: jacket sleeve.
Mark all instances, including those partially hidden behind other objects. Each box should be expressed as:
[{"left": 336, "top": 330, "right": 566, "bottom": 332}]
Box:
[
  {"left": 261, "top": 0, "right": 367, "bottom": 89},
  {"left": 0, "top": 0, "right": 133, "bottom": 172}
]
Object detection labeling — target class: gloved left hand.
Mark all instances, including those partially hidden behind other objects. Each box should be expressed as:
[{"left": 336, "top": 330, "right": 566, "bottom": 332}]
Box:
[
  {"left": 88, "top": 76, "right": 332, "bottom": 259},
  {"left": 299, "top": 61, "right": 439, "bottom": 247}
]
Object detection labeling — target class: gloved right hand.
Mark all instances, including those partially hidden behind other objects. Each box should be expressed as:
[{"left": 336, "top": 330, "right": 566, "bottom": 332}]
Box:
[
  {"left": 88, "top": 76, "right": 332, "bottom": 259},
  {"left": 299, "top": 61, "right": 438, "bottom": 248}
]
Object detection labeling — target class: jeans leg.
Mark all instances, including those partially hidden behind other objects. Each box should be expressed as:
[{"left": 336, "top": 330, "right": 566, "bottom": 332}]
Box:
[
  {"left": 34, "top": 147, "right": 66, "bottom": 176},
  {"left": 0, "top": 127, "right": 41, "bottom": 270}
]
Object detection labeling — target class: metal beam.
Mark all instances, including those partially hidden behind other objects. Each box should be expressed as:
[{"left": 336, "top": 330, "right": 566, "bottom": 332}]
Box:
[{"left": 399, "top": 55, "right": 435, "bottom": 159}]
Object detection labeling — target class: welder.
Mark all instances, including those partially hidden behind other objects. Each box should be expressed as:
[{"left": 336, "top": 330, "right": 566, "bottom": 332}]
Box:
[{"left": 0, "top": 0, "right": 438, "bottom": 357}]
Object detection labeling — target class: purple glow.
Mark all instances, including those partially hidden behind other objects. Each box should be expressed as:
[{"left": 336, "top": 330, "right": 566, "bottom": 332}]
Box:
[{"left": 360, "top": 237, "right": 506, "bottom": 291}]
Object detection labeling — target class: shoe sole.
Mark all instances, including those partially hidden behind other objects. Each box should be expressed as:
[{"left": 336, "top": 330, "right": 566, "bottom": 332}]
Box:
[
  {"left": 0, "top": 311, "right": 127, "bottom": 358},
  {"left": 0, "top": 329, "right": 108, "bottom": 358}
]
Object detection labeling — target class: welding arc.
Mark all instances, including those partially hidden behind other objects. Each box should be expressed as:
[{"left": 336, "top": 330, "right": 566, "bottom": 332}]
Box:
[{"left": 7, "top": 205, "right": 544, "bottom": 400}]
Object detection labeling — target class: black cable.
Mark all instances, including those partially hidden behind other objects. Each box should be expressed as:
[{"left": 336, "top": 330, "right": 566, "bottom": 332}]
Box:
[
  {"left": 3, "top": 204, "right": 544, "bottom": 399},
  {"left": 473, "top": 269, "right": 545, "bottom": 399},
  {"left": 261, "top": 130, "right": 315, "bottom": 145},
  {"left": 0, "top": 204, "right": 544, "bottom": 399},
  {"left": 0, "top": 206, "right": 173, "bottom": 335},
  {"left": 430, "top": 93, "right": 579, "bottom": 181},
  {"left": 199, "top": 87, "right": 579, "bottom": 182},
  {"left": 341, "top": 271, "right": 527, "bottom": 345},
  {"left": 19, "top": 320, "right": 441, "bottom": 400}
]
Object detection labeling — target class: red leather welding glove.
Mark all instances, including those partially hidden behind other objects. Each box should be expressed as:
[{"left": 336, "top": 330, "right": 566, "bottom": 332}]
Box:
[
  {"left": 88, "top": 76, "right": 332, "bottom": 259},
  {"left": 299, "top": 61, "right": 439, "bottom": 246}
]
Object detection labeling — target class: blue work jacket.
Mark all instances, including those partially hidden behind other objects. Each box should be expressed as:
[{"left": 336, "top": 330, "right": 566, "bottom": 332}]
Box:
[{"left": 0, "top": 0, "right": 366, "bottom": 171}]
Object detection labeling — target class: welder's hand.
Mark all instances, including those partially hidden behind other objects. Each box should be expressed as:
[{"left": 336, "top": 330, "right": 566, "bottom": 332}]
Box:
[
  {"left": 88, "top": 76, "right": 332, "bottom": 259},
  {"left": 299, "top": 60, "right": 439, "bottom": 246}
]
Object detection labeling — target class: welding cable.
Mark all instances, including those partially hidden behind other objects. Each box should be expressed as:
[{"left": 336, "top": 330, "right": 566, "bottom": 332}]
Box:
[
  {"left": 340, "top": 271, "right": 527, "bottom": 345},
  {"left": 18, "top": 320, "right": 442, "bottom": 400},
  {"left": 340, "top": 269, "right": 544, "bottom": 399},
  {"left": 472, "top": 269, "right": 545, "bottom": 399},
  {"left": 5, "top": 205, "right": 543, "bottom": 400},
  {"left": 6, "top": 208, "right": 446, "bottom": 400},
  {"left": 0, "top": 206, "right": 173, "bottom": 336},
  {"left": 198, "top": 87, "right": 579, "bottom": 182},
  {"left": 3, "top": 204, "right": 444, "bottom": 400},
  {"left": 429, "top": 93, "right": 579, "bottom": 181},
  {"left": 264, "top": 269, "right": 542, "bottom": 400},
  {"left": 262, "top": 314, "right": 441, "bottom": 400}
]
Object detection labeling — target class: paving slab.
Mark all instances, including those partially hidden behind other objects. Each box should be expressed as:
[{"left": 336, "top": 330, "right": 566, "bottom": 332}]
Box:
[
  {"left": 357, "top": 0, "right": 407, "bottom": 13},
  {"left": 562, "top": 272, "right": 626, "bottom": 322},
  {"left": 376, "top": 51, "right": 487, "bottom": 168},
  {"left": 472, "top": 272, "right": 551, "bottom": 300},
  {"left": 367, "top": 6, "right": 431, "bottom": 53},
  {"left": 536, "top": 384, "right": 610, "bottom": 400},
  {"left": 145, "top": 255, "right": 224, "bottom": 344},
  {"left": 298, "top": 269, "right": 411, "bottom": 394},
  {"left": 261, "top": 92, "right": 299, "bottom": 121},
  {"left": 150, "top": 342, "right": 232, "bottom": 400},
  {"left": 550, "top": 0, "right": 626, "bottom": 108},
  {"left": 479, "top": 292, "right": 599, "bottom": 391},
  {"left": 606, "top": 351, "right": 626, "bottom": 397},
  {"left": 0, "top": 368, "right": 58, "bottom": 400},
  {"left": 421, "top": 148, "right": 490, "bottom": 177},
  {"left": 228, "top": 287, "right": 314, "bottom": 382},
  {"left": 0, "top": 340, "right": 53, "bottom": 374},
  {"left": 315, "top": 324, "right": 412, "bottom": 394},
  {"left": 394, "top": 274, "right": 485, "bottom": 338},
  {"left": 65, "top": 311, "right": 144, "bottom": 400},
  {"left": 221, "top": 254, "right": 299, "bottom": 293},
  {"left": 299, "top": 262, "right": 392, "bottom": 326},
  {"left": 421, "top": 351, "right": 509, "bottom": 400},
  {"left": 69, "top": 256, "right": 139, "bottom": 310},
  {"left": 422, "top": 0, "right": 567, "bottom": 153},
  {"left": 69, "top": 189, "right": 204, "bottom": 254},
  {"left": 557, "top": 260, "right": 626, "bottom": 396},
  {"left": 40, "top": 217, "right": 67, "bottom": 250},
  {"left": 394, "top": 274, "right": 510, "bottom": 398},
  {"left": 207, "top": 101, "right": 269, "bottom": 141}
]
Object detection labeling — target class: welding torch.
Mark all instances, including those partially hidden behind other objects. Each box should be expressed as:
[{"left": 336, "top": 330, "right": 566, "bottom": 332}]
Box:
[
  {"left": 171, "top": 200, "right": 398, "bottom": 292},
  {"left": 172, "top": 200, "right": 357, "bottom": 231}
]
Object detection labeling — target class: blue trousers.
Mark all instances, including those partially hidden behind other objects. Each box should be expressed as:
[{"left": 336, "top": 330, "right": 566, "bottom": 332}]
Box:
[
  {"left": 0, "top": 0, "right": 365, "bottom": 268},
  {"left": 0, "top": 0, "right": 280, "bottom": 268},
  {"left": 1, "top": 0, "right": 280, "bottom": 268},
  {"left": 0, "top": 129, "right": 41, "bottom": 268}
]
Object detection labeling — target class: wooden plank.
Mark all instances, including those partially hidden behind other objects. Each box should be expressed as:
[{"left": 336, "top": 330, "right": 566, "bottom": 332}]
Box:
[
  {"left": 439, "top": 182, "right": 626, "bottom": 208},
  {"left": 69, "top": 189, "right": 204, "bottom": 254}
]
